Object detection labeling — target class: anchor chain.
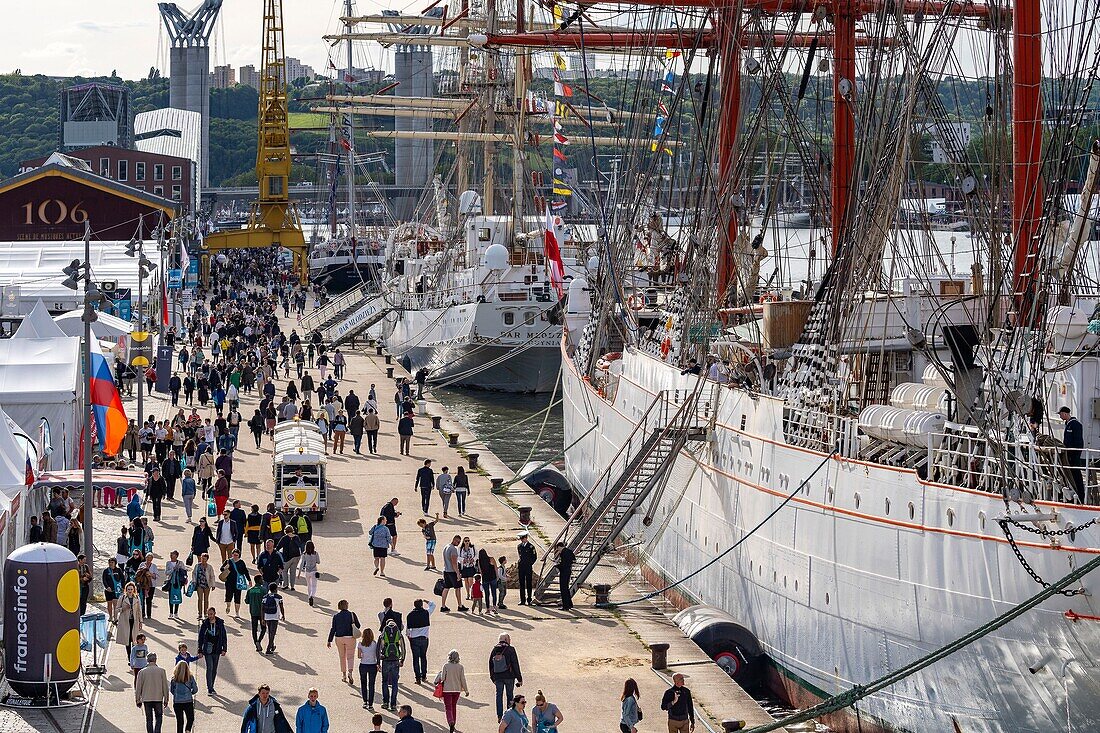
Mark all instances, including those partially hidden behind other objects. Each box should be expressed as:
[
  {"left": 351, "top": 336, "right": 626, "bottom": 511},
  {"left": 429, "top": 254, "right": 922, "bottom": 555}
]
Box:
[{"left": 997, "top": 518, "right": 1092, "bottom": 596}]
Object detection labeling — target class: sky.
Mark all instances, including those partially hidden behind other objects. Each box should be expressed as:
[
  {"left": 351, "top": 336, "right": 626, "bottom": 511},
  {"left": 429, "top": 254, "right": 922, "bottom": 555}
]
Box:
[{"left": 0, "top": 0, "right": 394, "bottom": 79}]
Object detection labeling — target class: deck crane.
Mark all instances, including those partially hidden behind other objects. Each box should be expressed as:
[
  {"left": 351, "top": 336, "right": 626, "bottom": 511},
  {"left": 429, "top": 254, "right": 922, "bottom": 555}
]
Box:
[{"left": 204, "top": 0, "right": 307, "bottom": 284}]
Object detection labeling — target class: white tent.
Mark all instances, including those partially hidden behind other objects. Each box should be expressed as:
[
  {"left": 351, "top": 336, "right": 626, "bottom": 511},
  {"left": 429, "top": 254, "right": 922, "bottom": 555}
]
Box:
[
  {"left": 0, "top": 337, "right": 81, "bottom": 469},
  {"left": 54, "top": 308, "right": 134, "bottom": 339},
  {"left": 13, "top": 300, "right": 67, "bottom": 339}
]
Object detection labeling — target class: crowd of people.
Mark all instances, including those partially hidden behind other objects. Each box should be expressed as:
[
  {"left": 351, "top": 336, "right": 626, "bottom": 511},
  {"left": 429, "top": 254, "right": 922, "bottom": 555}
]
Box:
[{"left": 68, "top": 250, "right": 694, "bottom": 733}]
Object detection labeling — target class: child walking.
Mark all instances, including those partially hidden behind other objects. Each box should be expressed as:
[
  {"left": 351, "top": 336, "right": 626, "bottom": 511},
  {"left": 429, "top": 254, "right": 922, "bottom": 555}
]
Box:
[
  {"left": 417, "top": 514, "right": 439, "bottom": 571},
  {"left": 471, "top": 573, "right": 484, "bottom": 614}
]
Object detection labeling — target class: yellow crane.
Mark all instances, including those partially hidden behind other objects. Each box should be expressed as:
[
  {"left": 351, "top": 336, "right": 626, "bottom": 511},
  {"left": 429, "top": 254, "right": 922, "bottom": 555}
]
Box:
[{"left": 204, "top": 0, "right": 307, "bottom": 283}]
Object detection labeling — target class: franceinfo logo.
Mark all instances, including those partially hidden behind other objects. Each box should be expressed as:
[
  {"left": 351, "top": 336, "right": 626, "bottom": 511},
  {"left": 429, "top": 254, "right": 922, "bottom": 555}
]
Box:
[{"left": 10, "top": 571, "right": 29, "bottom": 674}]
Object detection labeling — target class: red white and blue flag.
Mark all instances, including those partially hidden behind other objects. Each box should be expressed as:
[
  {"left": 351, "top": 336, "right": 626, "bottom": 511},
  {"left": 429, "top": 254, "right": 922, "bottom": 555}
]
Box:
[
  {"left": 89, "top": 347, "right": 127, "bottom": 455},
  {"left": 543, "top": 207, "right": 566, "bottom": 298}
]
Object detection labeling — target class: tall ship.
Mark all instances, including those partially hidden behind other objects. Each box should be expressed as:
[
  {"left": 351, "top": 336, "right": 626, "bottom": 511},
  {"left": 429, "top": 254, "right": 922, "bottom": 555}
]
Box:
[
  {"left": 313, "top": 3, "right": 619, "bottom": 390},
  {"left": 493, "top": 0, "right": 1100, "bottom": 730}
]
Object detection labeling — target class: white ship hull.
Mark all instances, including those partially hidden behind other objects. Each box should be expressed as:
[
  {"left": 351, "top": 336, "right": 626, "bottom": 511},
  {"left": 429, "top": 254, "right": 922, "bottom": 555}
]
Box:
[
  {"left": 562, "top": 344, "right": 1100, "bottom": 732},
  {"left": 383, "top": 303, "right": 560, "bottom": 392}
]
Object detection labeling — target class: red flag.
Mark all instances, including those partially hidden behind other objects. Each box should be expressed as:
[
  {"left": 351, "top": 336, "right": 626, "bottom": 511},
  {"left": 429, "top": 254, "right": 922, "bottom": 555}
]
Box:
[
  {"left": 553, "top": 148, "right": 567, "bottom": 161},
  {"left": 543, "top": 207, "right": 565, "bottom": 298},
  {"left": 161, "top": 278, "right": 169, "bottom": 327}
]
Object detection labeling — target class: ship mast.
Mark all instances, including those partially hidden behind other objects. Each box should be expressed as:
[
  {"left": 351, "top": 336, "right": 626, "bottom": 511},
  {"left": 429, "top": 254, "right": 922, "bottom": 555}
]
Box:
[{"left": 1011, "top": 0, "right": 1043, "bottom": 328}]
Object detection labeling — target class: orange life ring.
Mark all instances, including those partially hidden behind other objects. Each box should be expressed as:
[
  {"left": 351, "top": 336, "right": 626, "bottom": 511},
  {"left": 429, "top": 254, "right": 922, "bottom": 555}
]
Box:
[
  {"left": 760, "top": 292, "right": 778, "bottom": 303},
  {"left": 627, "top": 295, "right": 644, "bottom": 311}
]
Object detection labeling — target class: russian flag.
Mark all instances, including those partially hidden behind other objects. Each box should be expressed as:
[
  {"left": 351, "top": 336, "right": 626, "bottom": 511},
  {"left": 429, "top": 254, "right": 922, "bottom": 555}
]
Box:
[{"left": 89, "top": 347, "right": 127, "bottom": 455}]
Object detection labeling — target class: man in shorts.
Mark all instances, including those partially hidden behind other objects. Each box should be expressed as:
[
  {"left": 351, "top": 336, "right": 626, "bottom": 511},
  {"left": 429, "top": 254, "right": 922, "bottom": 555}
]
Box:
[{"left": 440, "top": 535, "right": 467, "bottom": 612}]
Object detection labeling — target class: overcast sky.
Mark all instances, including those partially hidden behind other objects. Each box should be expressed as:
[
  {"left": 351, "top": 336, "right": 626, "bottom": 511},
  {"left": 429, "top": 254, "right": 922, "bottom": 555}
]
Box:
[{"left": 0, "top": 0, "right": 390, "bottom": 79}]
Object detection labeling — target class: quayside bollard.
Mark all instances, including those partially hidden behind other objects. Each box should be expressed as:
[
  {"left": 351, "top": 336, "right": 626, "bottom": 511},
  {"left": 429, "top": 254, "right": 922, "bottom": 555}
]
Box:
[
  {"left": 384, "top": 354, "right": 392, "bottom": 365},
  {"left": 650, "top": 643, "right": 670, "bottom": 670},
  {"left": 431, "top": 416, "right": 442, "bottom": 430},
  {"left": 518, "top": 506, "right": 532, "bottom": 526},
  {"left": 386, "top": 367, "right": 394, "bottom": 379},
  {"left": 490, "top": 478, "right": 505, "bottom": 494},
  {"left": 722, "top": 721, "right": 747, "bottom": 732},
  {"left": 448, "top": 433, "right": 460, "bottom": 447},
  {"left": 594, "top": 583, "right": 611, "bottom": 607},
  {"left": 376, "top": 345, "right": 384, "bottom": 356},
  {"left": 467, "top": 453, "right": 479, "bottom": 470}
]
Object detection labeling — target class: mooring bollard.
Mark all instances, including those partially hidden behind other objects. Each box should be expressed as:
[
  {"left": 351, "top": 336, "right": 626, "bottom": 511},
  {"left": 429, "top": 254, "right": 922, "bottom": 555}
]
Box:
[
  {"left": 448, "top": 433, "right": 459, "bottom": 447},
  {"left": 384, "top": 354, "right": 392, "bottom": 365},
  {"left": 721, "top": 721, "right": 747, "bottom": 732},
  {"left": 490, "top": 478, "right": 505, "bottom": 494},
  {"left": 594, "top": 583, "right": 611, "bottom": 607},
  {"left": 431, "top": 415, "right": 442, "bottom": 430},
  {"left": 386, "top": 367, "right": 394, "bottom": 379},
  {"left": 467, "top": 453, "right": 479, "bottom": 470},
  {"left": 650, "top": 643, "right": 670, "bottom": 670},
  {"left": 518, "top": 505, "right": 532, "bottom": 526},
  {"left": 376, "top": 345, "right": 384, "bottom": 356}
]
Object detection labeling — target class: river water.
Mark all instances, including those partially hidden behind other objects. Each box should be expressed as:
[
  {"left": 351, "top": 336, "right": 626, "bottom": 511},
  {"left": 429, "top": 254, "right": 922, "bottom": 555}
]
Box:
[{"left": 434, "top": 388, "right": 565, "bottom": 473}]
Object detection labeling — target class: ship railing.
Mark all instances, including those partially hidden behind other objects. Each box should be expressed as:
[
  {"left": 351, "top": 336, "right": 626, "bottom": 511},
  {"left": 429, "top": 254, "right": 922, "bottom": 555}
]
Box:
[
  {"left": 301, "top": 283, "right": 375, "bottom": 333},
  {"left": 929, "top": 429, "right": 1100, "bottom": 506},
  {"left": 782, "top": 406, "right": 860, "bottom": 458}
]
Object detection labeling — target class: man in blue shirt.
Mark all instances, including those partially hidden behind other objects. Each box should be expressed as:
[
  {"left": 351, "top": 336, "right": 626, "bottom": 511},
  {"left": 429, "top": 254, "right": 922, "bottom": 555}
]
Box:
[{"left": 294, "top": 688, "right": 329, "bottom": 733}]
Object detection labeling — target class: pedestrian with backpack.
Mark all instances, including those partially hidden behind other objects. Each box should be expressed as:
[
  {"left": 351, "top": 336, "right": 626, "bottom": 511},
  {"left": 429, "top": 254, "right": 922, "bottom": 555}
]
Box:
[
  {"left": 369, "top": 516, "right": 392, "bottom": 577},
  {"left": 378, "top": 619, "right": 406, "bottom": 711},
  {"left": 261, "top": 583, "right": 285, "bottom": 655},
  {"left": 488, "top": 633, "right": 523, "bottom": 721}
]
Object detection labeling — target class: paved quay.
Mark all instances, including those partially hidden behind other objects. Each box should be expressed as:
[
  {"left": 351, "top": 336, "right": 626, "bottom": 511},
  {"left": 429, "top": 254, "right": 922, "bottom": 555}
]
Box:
[{"left": 3, "top": 295, "right": 781, "bottom": 733}]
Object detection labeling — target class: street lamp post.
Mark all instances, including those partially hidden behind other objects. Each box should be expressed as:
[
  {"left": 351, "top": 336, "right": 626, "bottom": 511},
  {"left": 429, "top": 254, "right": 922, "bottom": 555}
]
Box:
[
  {"left": 62, "top": 223, "right": 107, "bottom": 580},
  {"left": 126, "top": 228, "right": 155, "bottom": 427}
]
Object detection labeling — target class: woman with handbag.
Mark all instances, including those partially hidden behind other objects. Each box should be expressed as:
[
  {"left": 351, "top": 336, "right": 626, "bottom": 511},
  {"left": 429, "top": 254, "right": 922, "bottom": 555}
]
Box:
[
  {"left": 532, "top": 690, "right": 564, "bottom": 733},
  {"left": 190, "top": 517, "right": 214, "bottom": 559},
  {"left": 191, "top": 553, "right": 216, "bottom": 622},
  {"left": 221, "top": 549, "right": 248, "bottom": 617},
  {"left": 196, "top": 451, "right": 216, "bottom": 494},
  {"left": 435, "top": 649, "right": 469, "bottom": 733},
  {"left": 164, "top": 550, "right": 188, "bottom": 621},
  {"left": 300, "top": 541, "right": 321, "bottom": 606}
]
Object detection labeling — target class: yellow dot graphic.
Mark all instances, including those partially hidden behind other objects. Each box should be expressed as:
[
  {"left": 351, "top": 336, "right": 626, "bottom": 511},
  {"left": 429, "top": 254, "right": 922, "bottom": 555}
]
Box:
[
  {"left": 56, "top": 569, "right": 80, "bottom": 614},
  {"left": 56, "top": 629, "right": 80, "bottom": 673}
]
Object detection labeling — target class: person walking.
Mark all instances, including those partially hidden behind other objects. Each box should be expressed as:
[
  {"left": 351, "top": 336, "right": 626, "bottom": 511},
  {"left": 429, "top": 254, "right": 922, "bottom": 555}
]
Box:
[
  {"left": 191, "top": 553, "right": 215, "bottom": 621},
  {"left": 453, "top": 467, "right": 470, "bottom": 516},
  {"left": 261, "top": 583, "right": 285, "bottom": 655},
  {"left": 257, "top": 539, "right": 285, "bottom": 588},
  {"left": 397, "top": 411, "right": 414, "bottom": 456},
  {"left": 130, "top": 633, "right": 151, "bottom": 681},
  {"left": 328, "top": 599, "right": 361, "bottom": 684},
  {"left": 436, "top": 467, "right": 454, "bottom": 518},
  {"left": 117, "top": 582, "right": 144, "bottom": 658},
  {"left": 163, "top": 452, "right": 182, "bottom": 502},
  {"left": 135, "top": 652, "right": 169, "bottom": 733},
  {"left": 458, "top": 537, "right": 478, "bottom": 596},
  {"left": 364, "top": 409, "right": 380, "bottom": 454},
  {"left": 553, "top": 541, "right": 576, "bottom": 611},
  {"left": 488, "top": 633, "right": 523, "bottom": 721},
  {"left": 216, "top": 509, "right": 238, "bottom": 562},
  {"left": 246, "top": 574, "right": 267, "bottom": 652},
  {"left": 478, "top": 549, "right": 499, "bottom": 613},
  {"left": 221, "top": 549, "right": 248, "bottom": 616},
  {"left": 532, "top": 690, "right": 564, "bottom": 732},
  {"left": 380, "top": 498, "right": 401, "bottom": 555},
  {"left": 660, "top": 673, "right": 696, "bottom": 733},
  {"left": 619, "top": 678, "right": 641, "bottom": 733},
  {"left": 165, "top": 551, "right": 188, "bottom": 621},
  {"left": 180, "top": 470, "right": 197, "bottom": 523},
  {"left": 245, "top": 505, "right": 263, "bottom": 560},
  {"left": 369, "top": 517, "right": 392, "bottom": 577},
  {"left": 275, "top": 527, "right": 303, "bottom": 590},
  {"left": 103, "top": 558, "right": 125, "bottom": 620},
  {"left": 349, "top": 411, "right": 365, "bottom": 454},
  {"left": 357, "top": 628, "right": 380, "bottom": 711},
  {"left": 516, "top": 532, "right": 537, "bottom": 606},
  {"left": 197, "top": 606, "right": 228, "bottom": 695},
  {"left": 435, "top": 649, "right": 469, "bottom": 733},
  {"left": 498, "top": 695, "right": 529, "bottom": 733},
  {"left": 378, "top": 618, "right": 406, "bottom": 711},
  {"left": 170, "top": 661, "right": 199, "bottom": 733},
  {"left": 300, "top": 541, "right": 321, "bottom": 606},
  {"left": 190, "top": 518, "right": 214, "bottom": 562},
  {"left": 213, "top": 469, "right": 231, "bottom": 516},
  {"left": 414, "top": 460, "right": 434, "bottom": 514},
  {"left": 147, "top": 467, "right": 167, "bottom": 521},
  {"left": 406, "top": 598, "right": 432, "bottom": 684},
  {"left": 294, "top": 688, "right": 330, "bottom": 733},
  {"left": 240, "top": 684, "right": 293, "bottom": 733},
  {"left": 440, "top": 535, "right": 466, "bottom": 612}
]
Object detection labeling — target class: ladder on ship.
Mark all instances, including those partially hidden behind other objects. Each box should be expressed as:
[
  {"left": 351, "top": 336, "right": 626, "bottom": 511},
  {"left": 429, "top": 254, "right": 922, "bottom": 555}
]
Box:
[{"left": 534, "top": 392, "right": 705, "bottom": 601}]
